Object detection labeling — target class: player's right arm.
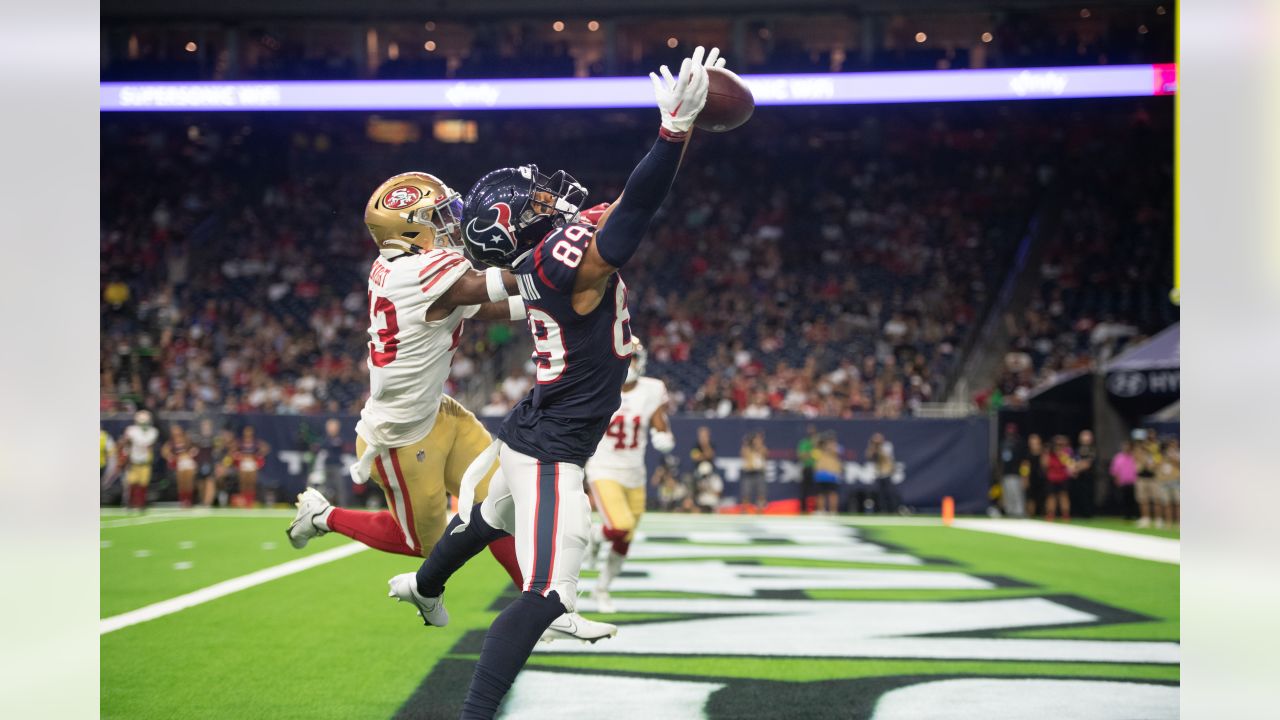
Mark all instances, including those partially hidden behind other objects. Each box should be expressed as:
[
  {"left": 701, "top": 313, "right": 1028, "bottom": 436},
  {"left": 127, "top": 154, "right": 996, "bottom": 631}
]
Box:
[
  {"left": 426, "top": 266, "right": 520, "bottom": 321},
  {"left": 575, "top": 47, "right": 720, "bottom": 289},
  {"left": 649, "top": 384, "right": 675, "bottom": 454}
]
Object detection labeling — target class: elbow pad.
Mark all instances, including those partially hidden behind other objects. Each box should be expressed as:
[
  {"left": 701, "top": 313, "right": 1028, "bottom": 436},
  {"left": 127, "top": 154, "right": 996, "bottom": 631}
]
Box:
[{"left": 650, "top": 429, "right": 676, "bottom": 454}]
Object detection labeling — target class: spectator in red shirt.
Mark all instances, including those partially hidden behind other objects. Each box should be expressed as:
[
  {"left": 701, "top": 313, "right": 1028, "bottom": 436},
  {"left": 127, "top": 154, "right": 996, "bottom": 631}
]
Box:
[{"left": 1043, "top": 434, "right": 1076, "bottom": 522}]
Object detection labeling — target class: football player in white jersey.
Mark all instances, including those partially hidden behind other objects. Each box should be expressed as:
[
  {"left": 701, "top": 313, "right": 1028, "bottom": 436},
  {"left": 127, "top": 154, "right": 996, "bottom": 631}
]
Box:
[
  {"left": 286, "top": 172, "right": 614, "bottom": 643},
  {"left": 585, "top": 338, "right": 674, "bottom": 613},
  {"left": 286, "top": 171, "right": 528, "bottom": 562},
  {"left": 120, "top": 410, "right": 159, "bottom": 512}
]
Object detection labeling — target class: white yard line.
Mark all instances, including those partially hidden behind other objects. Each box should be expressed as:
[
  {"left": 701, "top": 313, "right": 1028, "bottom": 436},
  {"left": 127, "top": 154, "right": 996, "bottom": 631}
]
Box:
[
  {"left": 954, "top": 519, "right": 1179, "bottom": 564},
  {"left": 100, "top": 542, "right": 368, "bottom": 634},
  {"left": 101, "top": 508, "right": 296, "bottom": 529}
]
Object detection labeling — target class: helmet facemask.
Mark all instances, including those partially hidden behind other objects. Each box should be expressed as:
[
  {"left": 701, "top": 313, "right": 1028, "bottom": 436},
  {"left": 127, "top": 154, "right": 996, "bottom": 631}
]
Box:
[
  {"left": 516, "top": 165, "right": 587, "bottom": 242},
  {"left": 403, "top": 191, "right": 465, "bottom": 249}
]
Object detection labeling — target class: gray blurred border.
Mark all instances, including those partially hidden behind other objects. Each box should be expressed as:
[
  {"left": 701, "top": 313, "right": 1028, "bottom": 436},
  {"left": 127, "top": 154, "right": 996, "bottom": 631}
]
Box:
[
  {"left": 0, "top": 2, "right": 100, "bottom": 717},
  {"left": 1181, "top": 1, "right": 1280, "bottom": 718}
]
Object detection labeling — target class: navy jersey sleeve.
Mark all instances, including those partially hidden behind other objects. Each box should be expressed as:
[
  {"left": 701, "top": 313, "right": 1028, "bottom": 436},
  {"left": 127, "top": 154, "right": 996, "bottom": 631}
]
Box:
[{"left": 529, "top": 223, "right": 595, "bottom": 296}]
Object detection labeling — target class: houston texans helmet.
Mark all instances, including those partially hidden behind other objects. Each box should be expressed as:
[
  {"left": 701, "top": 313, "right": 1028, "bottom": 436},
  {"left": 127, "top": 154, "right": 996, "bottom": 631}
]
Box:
[{"left": 462, "top": 164, "right": 587, "bottom": 268}]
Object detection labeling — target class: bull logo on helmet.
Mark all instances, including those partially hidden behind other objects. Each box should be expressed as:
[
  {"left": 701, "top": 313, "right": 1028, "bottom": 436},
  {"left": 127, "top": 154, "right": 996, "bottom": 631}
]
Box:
[
  {"left": 382, "top": 186, "right": 424, "bottom": 210},
  {"left": 464, "top": 202, "right": 516, "bottom": 252}
]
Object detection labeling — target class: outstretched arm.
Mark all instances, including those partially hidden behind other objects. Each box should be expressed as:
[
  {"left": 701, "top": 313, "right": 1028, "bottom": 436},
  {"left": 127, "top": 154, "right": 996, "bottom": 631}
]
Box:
[
  {"left": 470, "top": 297, "right": 527, "bottom": 321},
  {"left": 426, "top": 268, "right": 519, "bottom": 321},
  {"left": 577, "top": 46, "right": 722, "bottom": 286}
]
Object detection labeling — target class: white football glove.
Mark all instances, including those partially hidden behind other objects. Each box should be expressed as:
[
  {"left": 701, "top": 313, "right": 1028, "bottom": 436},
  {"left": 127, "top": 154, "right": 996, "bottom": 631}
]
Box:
[
  {"left": 701, "top": 46, "right": 727, "bottom": 71},
  {"left": 650, "top": 45, "right": 720, "bottom": 135},
  {"left": 651, "top": 429, "right": 676, "bottom": 454}
]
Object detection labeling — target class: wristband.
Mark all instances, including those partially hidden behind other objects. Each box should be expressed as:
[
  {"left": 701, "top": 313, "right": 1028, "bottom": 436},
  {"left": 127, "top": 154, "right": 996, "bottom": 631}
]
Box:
[
  {"left": 485, "top": 267, "right": 509, "bottom": 302},
  {"left": 508, "top": 295, "right": 527, "bottom": 321},
  {"left": 658, "top": 127, "right": 688, "bottom": 142}
]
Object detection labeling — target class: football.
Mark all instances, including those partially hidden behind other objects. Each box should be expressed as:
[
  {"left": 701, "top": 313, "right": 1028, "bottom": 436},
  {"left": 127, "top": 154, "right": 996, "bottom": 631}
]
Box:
[{"left": 696, "top": 66, "right": 755, "bottom": 132}]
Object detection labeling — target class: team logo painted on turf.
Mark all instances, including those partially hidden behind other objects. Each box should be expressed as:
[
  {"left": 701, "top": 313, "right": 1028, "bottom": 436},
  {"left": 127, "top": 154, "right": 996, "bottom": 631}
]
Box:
[
  {"left": 398, "top": 518, "right": 1179, "bottom": 718},
  {"left": 382, "top": 185, "right": 424, "bottom": 210}
]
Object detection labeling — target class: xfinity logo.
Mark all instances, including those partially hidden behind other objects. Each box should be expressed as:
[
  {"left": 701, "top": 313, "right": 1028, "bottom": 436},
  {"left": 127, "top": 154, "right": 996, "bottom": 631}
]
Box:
[
  {"left": 445, "top": 82, "right": 501, "bottom": 107},
  {"left": 1009, "top": 70, "right": 1069, "bottom": 97}
]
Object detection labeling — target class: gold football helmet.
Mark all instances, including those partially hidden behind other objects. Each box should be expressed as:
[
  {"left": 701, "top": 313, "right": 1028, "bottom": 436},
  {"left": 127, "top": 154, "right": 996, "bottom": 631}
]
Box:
[{"left": 365, "top": 172, "right": 464, "bottom": 257}]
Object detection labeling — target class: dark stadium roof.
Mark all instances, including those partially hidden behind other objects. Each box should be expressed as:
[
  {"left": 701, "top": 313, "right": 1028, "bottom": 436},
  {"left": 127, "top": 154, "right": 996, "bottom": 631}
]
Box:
[{"left": 102, "top": 0, "right": 1166, "bottom": 21}]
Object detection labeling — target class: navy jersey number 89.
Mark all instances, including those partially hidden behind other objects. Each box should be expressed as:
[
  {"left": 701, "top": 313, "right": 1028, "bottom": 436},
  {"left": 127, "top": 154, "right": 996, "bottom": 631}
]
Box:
[{"left": 498, "top": 222, "right": 634, "bottom": 466}]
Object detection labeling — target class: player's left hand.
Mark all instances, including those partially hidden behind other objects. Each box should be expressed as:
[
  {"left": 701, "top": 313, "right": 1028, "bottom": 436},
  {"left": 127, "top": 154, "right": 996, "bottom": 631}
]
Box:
[
  {"left": 650, "top": 45, "right": 713, "bottom": 135},
  {"left": 579, "top": 202, "right": 612, "bottom": 226}
]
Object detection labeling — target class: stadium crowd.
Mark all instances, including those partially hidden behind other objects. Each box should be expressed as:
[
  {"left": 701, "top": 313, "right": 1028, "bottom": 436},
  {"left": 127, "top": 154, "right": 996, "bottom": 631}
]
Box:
[
  {"left": 101, "top": 98, "right": 1171, "bottom": 421},
  {"left": 999, "top": 423, "right": 1178, "bottom": 526},
  {"left": 984, "top": 102, "right": 1176, "bottom": 407},
  {"left": 101, "top": 7, "right": 1174, "bottom": 82}
]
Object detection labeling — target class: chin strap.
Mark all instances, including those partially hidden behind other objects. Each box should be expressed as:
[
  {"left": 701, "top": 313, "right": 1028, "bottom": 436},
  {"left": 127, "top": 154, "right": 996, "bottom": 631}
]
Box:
[{"left": 381, "top": 239, "right": 424, "bottom": 258}]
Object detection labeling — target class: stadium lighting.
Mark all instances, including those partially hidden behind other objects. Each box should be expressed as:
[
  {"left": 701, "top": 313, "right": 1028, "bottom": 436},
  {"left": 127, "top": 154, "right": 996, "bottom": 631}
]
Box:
[{"left": 99, "top": 64, "right": 1176, "bottom": 113}]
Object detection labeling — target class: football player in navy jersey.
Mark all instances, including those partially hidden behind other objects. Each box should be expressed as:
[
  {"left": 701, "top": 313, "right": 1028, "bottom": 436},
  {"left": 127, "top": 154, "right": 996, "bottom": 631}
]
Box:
[{"left": 386, "top": 46, "right": 723, "bottom": 718}]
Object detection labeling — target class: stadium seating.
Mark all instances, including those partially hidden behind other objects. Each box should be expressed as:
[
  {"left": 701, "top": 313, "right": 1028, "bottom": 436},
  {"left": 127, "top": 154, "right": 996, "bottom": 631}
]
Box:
[{"left": 100, "top": 99, "right": 1173, "bottom": 419}]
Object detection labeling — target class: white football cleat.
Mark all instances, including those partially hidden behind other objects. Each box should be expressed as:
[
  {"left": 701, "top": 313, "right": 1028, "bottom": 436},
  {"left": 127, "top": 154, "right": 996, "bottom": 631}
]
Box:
[
  {"left": 287, "top": 487, "right": 332, "bottom": 549},
  {"left": 539, "top": 612, "right": 617, "bottom": 644},
  {"left": 593, "top": 589, "right": 616, "bottom": 614},
  {"left": 388, "top": 573, "right": 449, "bottom": 627}
]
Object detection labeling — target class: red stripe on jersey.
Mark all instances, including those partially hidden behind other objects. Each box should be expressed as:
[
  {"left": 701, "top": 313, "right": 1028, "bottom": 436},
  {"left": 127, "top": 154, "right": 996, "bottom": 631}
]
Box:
[
  {"left": 532, "top": 245, "right": 560, "bottom": 291},
  {"left": 525, "top": 461, "right": 542, "bottom": 593},
  {"left": 545, "top": 463, "right": 561, "bottom": 597},
  {"left": 417, "top": 250, "right": 453, "bottom": 278},
  {"left": 389, "top": 448, "right": 421, "bottom": 552},
  {"left": 420, "top": 258, "right": 466, "bottom": 295}
]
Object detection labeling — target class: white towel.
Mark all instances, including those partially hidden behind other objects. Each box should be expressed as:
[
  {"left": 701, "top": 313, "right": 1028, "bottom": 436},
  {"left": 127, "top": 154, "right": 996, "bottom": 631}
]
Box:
[
  {"left": 348, "top": 419, "right": 383, "bottom": 486},
  {"left": 451, "top": 439, "right": 501, "bottom": 535}
]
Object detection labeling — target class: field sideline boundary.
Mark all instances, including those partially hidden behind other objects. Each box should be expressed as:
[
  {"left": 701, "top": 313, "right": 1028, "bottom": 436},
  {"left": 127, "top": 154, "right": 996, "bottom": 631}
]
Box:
[
  {"left": 100, "top": 542, "right": 368, "bottom": 634},
  {"left": 101, "top": 508, "right": 297, "bottom": 528},
  {"left": 954, "top": 519, "right": 1179, "bottom": 564}
]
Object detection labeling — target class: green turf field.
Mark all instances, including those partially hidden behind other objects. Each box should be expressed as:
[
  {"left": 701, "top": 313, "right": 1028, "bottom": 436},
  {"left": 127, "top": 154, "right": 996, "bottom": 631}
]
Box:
[{"left": 101, "top": 510, "right": 1179, "bottom": 719}]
